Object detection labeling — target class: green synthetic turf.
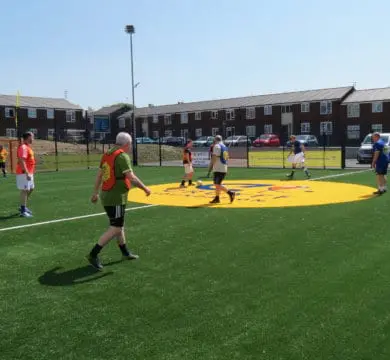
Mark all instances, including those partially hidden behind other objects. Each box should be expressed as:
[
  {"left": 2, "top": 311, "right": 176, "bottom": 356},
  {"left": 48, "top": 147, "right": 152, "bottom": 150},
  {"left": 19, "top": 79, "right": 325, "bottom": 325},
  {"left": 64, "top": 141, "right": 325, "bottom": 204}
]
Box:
[{"left": 1, "top": 167, "right": 390, "bottom": 360}]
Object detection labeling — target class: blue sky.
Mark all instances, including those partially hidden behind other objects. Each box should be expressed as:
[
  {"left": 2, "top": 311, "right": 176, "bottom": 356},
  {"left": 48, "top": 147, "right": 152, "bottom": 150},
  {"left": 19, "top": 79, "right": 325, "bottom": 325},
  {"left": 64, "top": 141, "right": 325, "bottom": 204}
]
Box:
[{"left": 2, "top": 0, "right": 390, "bottom": 110}]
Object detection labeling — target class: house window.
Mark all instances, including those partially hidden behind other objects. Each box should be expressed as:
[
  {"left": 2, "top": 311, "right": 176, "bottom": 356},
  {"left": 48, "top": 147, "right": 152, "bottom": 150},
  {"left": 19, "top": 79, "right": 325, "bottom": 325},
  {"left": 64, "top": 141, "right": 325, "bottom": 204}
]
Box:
[
  {"left": 152, "top": 130, "right": 159, "bottom": 139},
  {"left": 180, "top": 129, "right": 189, "bottom": 139},
  {"left": 28, "top": 108, "right": 37, "bottom": 119},
  {"left": 164, "top": 114, "right": 172, "bottom": 125},
  {"left": 372, "top": 102, "right": 383, "bottom": 113},
  {"left": 347, "top": 125, "right": 360, "bottom": 140},
  {"left": 210, "top": 110, "right": 218, "bottom": 120},
  {"left": 281, "top": 105, "right": 292, "bottom": 113},
  {"left": 47, "top": 109, "right": 55, "bottom": 119},
  {"left": 320, "top": 101, "right": 332, "bottom": 115},
  {"left": 6, "top": 128, "right": 17, "bottom": 137},
  {"left": 320, "top": 121, "right": 333, "bottom": 135},
  {"left": 66, "top": 110, "right": 76, "bottom": 123},
  {"left": 47, "top": 128, "right": 55, "bottom": 140},
  {"left": 246, "top": 107, "right": 255, "bottom": 120},
  {"left": 118, "top": 117, "right": 126, "bottom": 129},
  {"left": 212, "top": 127, "right": 219, "bottom": 136},
  {"left": 195, "top": 128, "right": 202, "bottom": 137},
  {"left": 180, "top": 113, "right": 188, "bottom": 124},
  {"left": 347, "top": 104, "right": 360, "bottom": 118},
  {"left": 301, "top": 103, "right": 310, "bottom": 113},
  {"left": 164, "top": 130, "right": 173, "bottom": 137},
  {"left": 246, "top": 125, "right": 256, "bottom": 137},
  {"left": 5, "top": 107, "right": 15, "bottom": 118},
  {"left": 195, "top": 112, "right": 202, "bottom": 121},
  {"left": 153, "top": 115, "right": 159, "bottom": 124},
  {"left": 372, "top": 124, "right": 383, "bottom": 133},
  {"left": 264, "top": 105, "right": 272, "bottom": 116},
  {"left": 226, "top": 127, "right": 235, "bottom": 136},
  {"left": 300, "top": 122, "right": 311, "bottom": 134},
  {"left": 264, "top": 124, "right": 273, "bottom": 134},
  {"left": 226, "top": 109, "right": 235, "bottom": 121}
]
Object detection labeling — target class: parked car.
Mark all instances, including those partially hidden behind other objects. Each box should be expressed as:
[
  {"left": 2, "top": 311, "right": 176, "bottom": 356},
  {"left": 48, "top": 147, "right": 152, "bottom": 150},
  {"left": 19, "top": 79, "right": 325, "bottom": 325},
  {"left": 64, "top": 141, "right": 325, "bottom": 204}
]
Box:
[
  {"left": 161, "top": 137, "right": 186, "bottom": 147},
  {"left": 357, "top": 133, "right": 390, "bottom": 164},
  {"left": 136, "top": 137, "right": 157, "bottom": 144},
  {"left": 225, "top": 135, "right": 251, "bottom": 147},
  {"left": 286, "top": 135, "right": 319, "bottom": 147},
  {"left": 253, "top": 134, "right": 280, "bottom": 147},
  {"left": 192, "top": 136, "right": 214, "bottom": 147}
]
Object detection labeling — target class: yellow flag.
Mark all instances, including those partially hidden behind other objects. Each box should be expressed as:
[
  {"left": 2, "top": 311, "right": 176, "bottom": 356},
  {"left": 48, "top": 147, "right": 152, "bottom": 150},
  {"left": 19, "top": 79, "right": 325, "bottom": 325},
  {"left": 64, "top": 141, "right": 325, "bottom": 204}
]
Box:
[{"left": 15, "top": 91, "right": 20, "bottom": 128}]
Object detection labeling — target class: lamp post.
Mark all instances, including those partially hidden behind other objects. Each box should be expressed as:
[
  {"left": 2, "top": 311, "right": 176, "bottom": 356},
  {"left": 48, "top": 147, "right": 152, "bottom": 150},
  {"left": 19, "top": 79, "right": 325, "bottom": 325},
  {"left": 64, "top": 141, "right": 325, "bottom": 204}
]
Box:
[{"left": 125, "top": 24, "right": 137, "bottom": 166}]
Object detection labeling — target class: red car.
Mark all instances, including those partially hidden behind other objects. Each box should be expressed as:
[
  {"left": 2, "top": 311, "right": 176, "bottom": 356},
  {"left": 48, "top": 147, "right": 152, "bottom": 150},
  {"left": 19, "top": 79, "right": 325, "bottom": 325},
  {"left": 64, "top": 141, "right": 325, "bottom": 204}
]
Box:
[{"left": 253, "top": 134, "right": 280, "bottom": 147}]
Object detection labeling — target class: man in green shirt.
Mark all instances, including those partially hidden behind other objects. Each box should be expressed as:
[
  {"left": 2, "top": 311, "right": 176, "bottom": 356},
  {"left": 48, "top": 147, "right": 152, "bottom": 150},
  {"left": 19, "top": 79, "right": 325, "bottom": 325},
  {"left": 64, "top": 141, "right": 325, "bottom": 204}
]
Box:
[{"left": 87, "top": 132, "right": 151, "bottom": 270}]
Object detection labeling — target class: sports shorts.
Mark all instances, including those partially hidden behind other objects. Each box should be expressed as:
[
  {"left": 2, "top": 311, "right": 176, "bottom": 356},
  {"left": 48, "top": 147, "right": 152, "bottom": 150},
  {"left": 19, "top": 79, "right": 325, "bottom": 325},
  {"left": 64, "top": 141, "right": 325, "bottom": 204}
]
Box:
[
  {"left": 16, "top": 174, "right": 35, "bottom": 191},
  {"left": 376, "top": 164, "right": 388, "bottom": 175},
  {"left": 0, "top": 162, "right": 5, "bottom": 169},
  {"left": 104, "top": 205, "right": 126, "bottom": 227},
  {"left": 213, "top": 172, "right": 226, "bottom": 185},
  {"left": 184, "top": 163, "right": 193, "bottom": 174},
  {"left": 291, "top": 152, "right": 305, "bottom": 164}
]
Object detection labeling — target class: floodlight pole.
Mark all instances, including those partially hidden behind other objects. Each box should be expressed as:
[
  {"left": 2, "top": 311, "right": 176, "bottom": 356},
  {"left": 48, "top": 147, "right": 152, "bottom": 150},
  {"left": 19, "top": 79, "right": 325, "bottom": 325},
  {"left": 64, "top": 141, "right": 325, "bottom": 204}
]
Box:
[{"left": 125, "top": 24, "right": 137, "bottom": 166}]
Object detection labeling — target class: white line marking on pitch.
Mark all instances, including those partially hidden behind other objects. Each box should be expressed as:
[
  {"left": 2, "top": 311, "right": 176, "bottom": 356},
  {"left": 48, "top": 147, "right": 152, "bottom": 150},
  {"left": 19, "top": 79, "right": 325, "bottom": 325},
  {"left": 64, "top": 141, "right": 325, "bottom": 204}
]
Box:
[
  {"left": 309, "top": 169, "right": 371, "bottom": 181},
  {"left": 0, "top": 204, "right": 158, "bottom": 232}
]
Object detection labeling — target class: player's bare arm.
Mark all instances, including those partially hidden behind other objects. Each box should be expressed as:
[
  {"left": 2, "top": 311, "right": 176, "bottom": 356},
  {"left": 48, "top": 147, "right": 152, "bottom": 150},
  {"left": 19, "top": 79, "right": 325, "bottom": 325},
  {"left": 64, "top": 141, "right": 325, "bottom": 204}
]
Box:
[
  {"left": 91, "top": 169, "right": 103, "bottom": 203},
  {"left": 126, "top": 171, "right": 151, "bottom": 196},
  {"left": 208, "top": 155, "right": 217, "bottom": 174}
]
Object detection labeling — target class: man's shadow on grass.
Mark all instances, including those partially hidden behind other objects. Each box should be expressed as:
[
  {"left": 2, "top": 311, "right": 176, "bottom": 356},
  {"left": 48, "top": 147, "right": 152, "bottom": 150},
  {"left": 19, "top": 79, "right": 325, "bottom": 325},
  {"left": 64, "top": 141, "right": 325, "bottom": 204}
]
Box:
[
  {"left": 0, "top": 213, "right": 20, "bottom": 220},
  {"left": 38, "top": 260, "right": 123, "bottom": 287}
]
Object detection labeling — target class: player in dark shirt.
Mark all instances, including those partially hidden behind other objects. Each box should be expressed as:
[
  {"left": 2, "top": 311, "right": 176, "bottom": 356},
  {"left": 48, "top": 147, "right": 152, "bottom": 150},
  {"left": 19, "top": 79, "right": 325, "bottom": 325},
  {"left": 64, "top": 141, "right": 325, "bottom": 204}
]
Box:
[
  {"left": 371, "top": 132, "right": 389, "bottom": 195},
  {"left": 180, "top": 140, "right": 194, "bottom": 187},
  {"left": 287, "top": 135, "right": 310, "bottom": 179}
]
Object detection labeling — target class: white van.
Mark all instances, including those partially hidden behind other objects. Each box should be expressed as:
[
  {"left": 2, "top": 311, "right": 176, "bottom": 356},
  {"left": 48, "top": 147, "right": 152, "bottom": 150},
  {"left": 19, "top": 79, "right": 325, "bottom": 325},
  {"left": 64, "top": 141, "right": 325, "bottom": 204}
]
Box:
[{"left": 357, "top": 133, "right": 390, "bottom": 164}]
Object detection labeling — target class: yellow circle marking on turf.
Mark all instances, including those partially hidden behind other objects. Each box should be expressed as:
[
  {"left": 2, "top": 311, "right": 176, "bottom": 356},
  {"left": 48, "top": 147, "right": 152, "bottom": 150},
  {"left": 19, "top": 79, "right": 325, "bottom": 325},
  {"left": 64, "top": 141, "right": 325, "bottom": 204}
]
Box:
[{"left": 129, "top": 180, "right": 376, "bottom": 208}]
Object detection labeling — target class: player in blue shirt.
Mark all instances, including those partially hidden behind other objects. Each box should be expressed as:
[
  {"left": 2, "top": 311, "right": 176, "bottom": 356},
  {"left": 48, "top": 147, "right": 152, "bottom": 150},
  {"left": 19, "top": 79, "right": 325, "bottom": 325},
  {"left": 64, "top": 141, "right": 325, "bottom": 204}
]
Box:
[
  {"left": 371, "top": 132, "right": 389, "bottom": 195},
  {"left": 287, "top": 135, "right": 311, "bottom": 180}
]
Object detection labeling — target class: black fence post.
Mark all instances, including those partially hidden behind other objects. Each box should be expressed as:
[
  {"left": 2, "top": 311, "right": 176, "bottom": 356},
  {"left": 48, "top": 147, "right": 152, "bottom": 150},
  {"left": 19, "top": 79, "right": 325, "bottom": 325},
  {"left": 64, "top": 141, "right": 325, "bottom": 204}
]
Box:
[
  {"left": 246, "top": 135, "right": 250, "bottom": 168},
  {"left": 323, "top": 133, "right": 326, "bottom": 170},
  {"left": 159, "top": 137, "right": 162, "bottom": 167},
  {"left": 54, "top": 115, "right": 59, "bottom": 172}
]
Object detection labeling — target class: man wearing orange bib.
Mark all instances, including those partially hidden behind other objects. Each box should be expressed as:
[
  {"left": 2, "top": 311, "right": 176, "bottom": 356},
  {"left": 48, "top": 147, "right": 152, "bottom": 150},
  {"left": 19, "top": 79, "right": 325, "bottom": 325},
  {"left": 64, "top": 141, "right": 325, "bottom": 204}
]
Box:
[
  {"left": 87, "top": 132, "right": 151, "bottom": 270},
  {"left": 16, "top": 132, "right": 36, "bottom": 217},
  {"left": 0, "top": 144, "right": 8, "bottom": 177}
]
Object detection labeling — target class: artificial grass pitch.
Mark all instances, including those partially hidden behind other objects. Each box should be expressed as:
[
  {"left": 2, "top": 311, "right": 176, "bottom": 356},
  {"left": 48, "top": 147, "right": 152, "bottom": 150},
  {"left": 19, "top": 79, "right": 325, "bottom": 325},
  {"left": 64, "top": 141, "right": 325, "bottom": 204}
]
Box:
[{"left": 1, "top": 167, "right": 390, "bottom": 360}]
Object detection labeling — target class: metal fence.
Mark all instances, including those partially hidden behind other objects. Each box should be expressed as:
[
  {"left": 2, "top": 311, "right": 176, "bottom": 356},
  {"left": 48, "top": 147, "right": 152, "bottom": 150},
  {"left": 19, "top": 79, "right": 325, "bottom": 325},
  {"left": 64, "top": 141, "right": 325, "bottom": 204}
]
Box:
[
  {"left": 136, "top": 135, "right": 367, "bottom": 170},
  {"left": 21, "top": 132, "right": 368, "bottom": 172}
]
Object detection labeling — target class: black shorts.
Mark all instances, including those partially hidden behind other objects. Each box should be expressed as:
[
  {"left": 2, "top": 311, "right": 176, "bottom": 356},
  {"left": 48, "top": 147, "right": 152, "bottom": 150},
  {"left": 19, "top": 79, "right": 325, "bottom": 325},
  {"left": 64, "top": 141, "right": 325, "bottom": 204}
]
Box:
[
  {"left": 104, "top": 205, "right": 126, "bottom": 227},
  {"left": 0, "top": 162, "right": 5, "bottom": 169},
  {"left": 213, "top": 172, "right": 226, "bottom": 185},
  {"left": 376, "top": 165, "right": 388, "bottom": 175}
]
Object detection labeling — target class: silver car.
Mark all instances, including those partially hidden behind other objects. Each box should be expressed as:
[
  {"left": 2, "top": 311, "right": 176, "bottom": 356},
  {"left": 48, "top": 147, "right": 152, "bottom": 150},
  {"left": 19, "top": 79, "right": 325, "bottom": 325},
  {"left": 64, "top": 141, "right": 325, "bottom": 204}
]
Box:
[{"left": 357, "top": 133, "right": 390, "bottom": 164}]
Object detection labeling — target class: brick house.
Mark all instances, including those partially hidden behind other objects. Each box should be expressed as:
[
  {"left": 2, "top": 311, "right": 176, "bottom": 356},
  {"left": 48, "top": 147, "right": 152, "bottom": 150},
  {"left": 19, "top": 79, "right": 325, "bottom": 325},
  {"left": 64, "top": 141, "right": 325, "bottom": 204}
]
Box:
[
  {"left": 0, "top": 94, "right": 84, "bottom": 140},
  {"left": 119, "top": 86, "right": 354, "bottom": 145}
]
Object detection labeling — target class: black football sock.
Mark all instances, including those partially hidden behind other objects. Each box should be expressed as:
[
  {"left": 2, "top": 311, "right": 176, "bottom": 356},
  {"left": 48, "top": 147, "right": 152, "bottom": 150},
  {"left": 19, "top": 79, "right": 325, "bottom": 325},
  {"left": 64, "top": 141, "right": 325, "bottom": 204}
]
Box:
[
  {"left": 90, "top": 244, "right": 103, "bottom": 258},
  {"left": 181, "top": 180, "right": 185, "bottom": 186},
  {"left": 188, "top": 179, "right": 192, "bottom": 185},
  {"left": 119, "top": 244, "right": 130, "bottom": 256}
]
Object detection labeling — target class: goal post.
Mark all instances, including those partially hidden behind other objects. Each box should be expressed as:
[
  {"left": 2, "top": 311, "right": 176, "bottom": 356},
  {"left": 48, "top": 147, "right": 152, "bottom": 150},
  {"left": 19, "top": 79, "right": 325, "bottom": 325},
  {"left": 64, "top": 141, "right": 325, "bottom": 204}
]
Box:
[{"left": 0, "top": 138, "right": 20, "bottom": 174}]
